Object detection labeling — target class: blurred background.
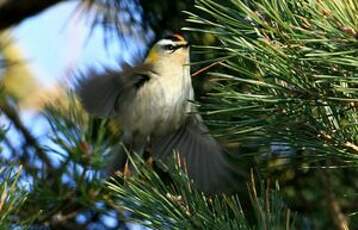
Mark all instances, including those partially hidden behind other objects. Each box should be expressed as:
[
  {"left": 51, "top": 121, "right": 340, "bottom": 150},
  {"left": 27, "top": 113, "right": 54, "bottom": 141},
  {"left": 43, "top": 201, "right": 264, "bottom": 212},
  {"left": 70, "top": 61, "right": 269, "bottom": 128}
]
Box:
[{"left": 1, "top": 1, "right": 143, "bottom": 159}]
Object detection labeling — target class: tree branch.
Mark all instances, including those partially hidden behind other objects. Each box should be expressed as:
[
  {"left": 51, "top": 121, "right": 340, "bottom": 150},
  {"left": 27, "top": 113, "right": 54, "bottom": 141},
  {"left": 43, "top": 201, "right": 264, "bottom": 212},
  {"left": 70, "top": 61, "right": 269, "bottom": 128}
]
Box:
[
  {"left": 319, "top": 168, "right": 349, "bottom": 230},
  {"left": 0, "top": 100, "right": 53, "bottom": 168},
  {"left": 0, "top": 0, "right": 64, "bottom": 30}
]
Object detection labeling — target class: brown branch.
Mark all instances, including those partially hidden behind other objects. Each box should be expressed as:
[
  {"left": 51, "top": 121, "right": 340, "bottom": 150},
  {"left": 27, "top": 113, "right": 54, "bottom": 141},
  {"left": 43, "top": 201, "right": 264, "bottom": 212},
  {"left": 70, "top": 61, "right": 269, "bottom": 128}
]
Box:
[
  {"left": 343, "top": 142, "right": 358, "bottom": 152},
  {"left": 319, "top": 169, "right": 349, "bottom": 230},
  {"left": 0, "top": 100, "right": 53, "bottom": 168},
  {"left": 0, "top": 0, "right": 64, "bottom": 30},
  {"left": 319, "top": 131, "right": 358, "bottom": 154},
  {"left": 191, "top": 61, "right": 222, "bottom": 78}
]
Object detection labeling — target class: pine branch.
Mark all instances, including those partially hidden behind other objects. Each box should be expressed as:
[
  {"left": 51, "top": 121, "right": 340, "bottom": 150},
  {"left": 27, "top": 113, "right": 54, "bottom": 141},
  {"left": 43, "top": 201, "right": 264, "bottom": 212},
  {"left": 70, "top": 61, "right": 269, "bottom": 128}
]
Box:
[
  {"left": 185, "top": 1, "right": 358, "bottom": 227},
  {"left": 107, "top": 153, "right": 297, "bottom": 229},
  {"left": 187, "top": 0, "right": 358, "bottom": 160},
  {"left": 0, "top": 166, "right": 33, "bottom": 228},
  {"left": 0, "top": 100, "right": 53, "bottom": 168}
]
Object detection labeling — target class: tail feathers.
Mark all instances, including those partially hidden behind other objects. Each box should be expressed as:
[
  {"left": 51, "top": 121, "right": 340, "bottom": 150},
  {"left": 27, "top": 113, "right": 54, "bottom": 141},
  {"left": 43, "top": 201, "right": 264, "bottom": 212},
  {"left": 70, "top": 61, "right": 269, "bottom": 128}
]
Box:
[
  {"left": 106, "top": 143, "right": 128, "bottom": 176},
  {"left": 152, "top": 115, "right": 243, "bottom": 194}
]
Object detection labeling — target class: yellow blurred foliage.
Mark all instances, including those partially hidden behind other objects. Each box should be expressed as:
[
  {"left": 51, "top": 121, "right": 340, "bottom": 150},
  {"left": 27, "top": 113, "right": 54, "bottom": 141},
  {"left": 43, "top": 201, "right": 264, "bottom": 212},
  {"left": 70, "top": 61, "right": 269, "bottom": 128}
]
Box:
[
  {"left": 1, "top": 32, "right": 39, "bottom": 108},
  {"left": 0, "top": 32, "right": 69, "bottom": 111}
]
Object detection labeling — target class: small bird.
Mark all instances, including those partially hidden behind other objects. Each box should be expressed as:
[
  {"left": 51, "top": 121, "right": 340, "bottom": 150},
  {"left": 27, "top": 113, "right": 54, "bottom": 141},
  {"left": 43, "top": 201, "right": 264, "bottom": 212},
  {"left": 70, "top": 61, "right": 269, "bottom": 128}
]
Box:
[{"left": 78, "top": 33, "right": 238, "bottom": 194}]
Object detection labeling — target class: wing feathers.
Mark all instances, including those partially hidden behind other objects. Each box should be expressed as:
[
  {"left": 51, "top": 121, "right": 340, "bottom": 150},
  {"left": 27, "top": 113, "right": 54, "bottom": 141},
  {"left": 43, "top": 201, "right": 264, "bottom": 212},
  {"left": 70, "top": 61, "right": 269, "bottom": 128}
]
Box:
[
  {"left": 152, "top": 115, "right": 240, "bottom": 194},
  {"left": 78, "top": 72, "right": 121, "bottom": 117},
  {"left": 77, "top": 64, "right": 153, "bottom": 117}
]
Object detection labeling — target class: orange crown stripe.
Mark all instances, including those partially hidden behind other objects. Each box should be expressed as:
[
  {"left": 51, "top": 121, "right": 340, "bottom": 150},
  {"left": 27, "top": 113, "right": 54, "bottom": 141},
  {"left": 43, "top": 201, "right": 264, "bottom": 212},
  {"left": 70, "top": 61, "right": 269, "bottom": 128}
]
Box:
[{"left": 173, "top": 34, "right": 186, "bottom": 42}]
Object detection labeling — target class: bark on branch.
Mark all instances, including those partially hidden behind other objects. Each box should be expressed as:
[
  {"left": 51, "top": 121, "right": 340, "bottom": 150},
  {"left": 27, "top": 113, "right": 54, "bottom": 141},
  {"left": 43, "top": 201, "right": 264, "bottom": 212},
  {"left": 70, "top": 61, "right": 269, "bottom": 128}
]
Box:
[{"left": 0, "top": 0, "right": 64, "bottom": 30}]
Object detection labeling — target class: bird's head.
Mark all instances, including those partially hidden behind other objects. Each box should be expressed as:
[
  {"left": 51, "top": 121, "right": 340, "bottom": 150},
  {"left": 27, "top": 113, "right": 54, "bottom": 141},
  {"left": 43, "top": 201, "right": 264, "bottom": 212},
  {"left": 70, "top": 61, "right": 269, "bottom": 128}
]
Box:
[{"left": 145, "top": 33, "right": 190, "bottom": 68}]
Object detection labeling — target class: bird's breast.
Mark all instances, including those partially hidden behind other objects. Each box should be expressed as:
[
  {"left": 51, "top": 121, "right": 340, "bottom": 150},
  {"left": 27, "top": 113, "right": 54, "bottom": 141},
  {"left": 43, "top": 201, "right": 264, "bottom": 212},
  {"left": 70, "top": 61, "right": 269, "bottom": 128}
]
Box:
[{"left": 121, "top": 68, "right": 193, "bottom": 138}]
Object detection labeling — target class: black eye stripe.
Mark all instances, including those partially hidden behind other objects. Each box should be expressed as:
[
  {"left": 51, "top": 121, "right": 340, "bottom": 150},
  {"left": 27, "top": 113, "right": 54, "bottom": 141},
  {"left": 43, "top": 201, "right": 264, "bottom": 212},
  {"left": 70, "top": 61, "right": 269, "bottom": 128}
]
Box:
[
  {"left": 163, "top": 43, "right": 189, "bottom": 51},
  {"left": 163, "top": 44, "right": 177, "bottom": 51}
]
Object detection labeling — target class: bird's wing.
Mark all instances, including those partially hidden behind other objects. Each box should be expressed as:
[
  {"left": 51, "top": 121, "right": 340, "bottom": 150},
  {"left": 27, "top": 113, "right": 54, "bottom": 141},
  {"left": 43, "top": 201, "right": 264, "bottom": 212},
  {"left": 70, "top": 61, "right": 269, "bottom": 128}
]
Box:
[
  {"left": 77, "top": 64, "right": 153, "bottom": 117},
  {"left": 152, "top": 114, "right": 242, "bottom": 194}
]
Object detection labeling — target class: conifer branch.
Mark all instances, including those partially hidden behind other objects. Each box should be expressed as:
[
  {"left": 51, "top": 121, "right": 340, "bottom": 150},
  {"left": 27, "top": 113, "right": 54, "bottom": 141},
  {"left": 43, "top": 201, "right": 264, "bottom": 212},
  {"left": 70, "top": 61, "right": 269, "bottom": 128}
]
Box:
[
  {"left": 320, "top": 169, "right": 349, "bottom": 230},
  {"left": 0, "top": 100, "right": 53, "bottom": 168}
]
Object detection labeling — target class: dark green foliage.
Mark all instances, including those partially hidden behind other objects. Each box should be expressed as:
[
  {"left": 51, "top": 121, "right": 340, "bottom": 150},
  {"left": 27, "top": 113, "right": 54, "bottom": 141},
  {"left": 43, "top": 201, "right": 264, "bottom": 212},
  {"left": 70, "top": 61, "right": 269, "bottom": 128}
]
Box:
[
  {"left": 185, "top": 0, "right": 357, "bottom": 228},
  {"left": 187, "top": 0, "right": 357, "bottom": 159},
  {"left": 107, "top": 153, "right": 297, "bottom": 230}
]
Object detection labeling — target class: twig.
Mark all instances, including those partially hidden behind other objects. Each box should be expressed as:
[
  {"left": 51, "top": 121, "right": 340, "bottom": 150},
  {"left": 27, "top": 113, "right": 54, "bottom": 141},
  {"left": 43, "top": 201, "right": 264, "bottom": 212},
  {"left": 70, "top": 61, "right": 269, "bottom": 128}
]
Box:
[
  {"left": 285, "top": 209, "right": 291, "bottom": 230},
  {"left": 319, "top": 131, "right": 358, "bottom": 154},
  {"left": 319, "top": 168, "right": 349, "bottom": 230},
  {"left": 344, "top": 142, "right": 358, "bottom": 152},
  {"left": 0, "top": 100, "right": 53, "bottom": 168},
  {"left": 264, "top": 178, "right": 271, "bottom": 217},
  {"left": 247, "top": 169, "right": 268, "bottom": 230},
  {"left": 191, "top": 61, "right": 222, "bottom": 78},
  {"left": 0, "top": 0, "right": 63, "bottom": 30},
  {"left": 3, "top": 136, "right": 16, "bottom": 156}
]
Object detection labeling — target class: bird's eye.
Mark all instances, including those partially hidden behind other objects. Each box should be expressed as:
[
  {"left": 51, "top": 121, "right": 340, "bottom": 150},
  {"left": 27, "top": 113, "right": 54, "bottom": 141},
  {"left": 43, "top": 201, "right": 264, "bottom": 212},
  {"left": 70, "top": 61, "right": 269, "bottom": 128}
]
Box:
[{"left": 164, "top": 44, "right": 176, "bottom": 51}]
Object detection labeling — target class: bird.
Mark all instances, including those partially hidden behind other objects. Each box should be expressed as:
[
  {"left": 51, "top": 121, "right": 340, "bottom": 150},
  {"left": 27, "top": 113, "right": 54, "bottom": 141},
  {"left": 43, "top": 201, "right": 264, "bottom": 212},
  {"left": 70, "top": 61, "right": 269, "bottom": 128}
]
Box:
[{"left": 77, "top": 33, "right": 240, "bottom": 194}]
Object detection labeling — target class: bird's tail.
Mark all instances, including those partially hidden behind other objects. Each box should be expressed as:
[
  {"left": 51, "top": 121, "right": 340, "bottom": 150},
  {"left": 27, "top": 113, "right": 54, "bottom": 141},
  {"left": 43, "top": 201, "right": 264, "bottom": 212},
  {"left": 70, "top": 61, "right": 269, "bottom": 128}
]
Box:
[
  {"left": 151, "top": 114, "right": 246, "bottom": 194},
  {"left": 106, "top": 142, "right": 128, "bottom": 176}
]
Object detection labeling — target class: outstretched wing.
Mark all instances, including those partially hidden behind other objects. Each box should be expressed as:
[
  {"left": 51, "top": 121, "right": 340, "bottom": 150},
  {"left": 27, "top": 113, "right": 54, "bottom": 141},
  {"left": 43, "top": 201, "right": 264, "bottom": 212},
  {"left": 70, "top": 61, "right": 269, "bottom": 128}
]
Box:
[
  {"left": 77, "top": 64, "right": 153, "bottom": 117},
  {"left": 152, "top": 114, "right": 243, "bottom": 194}
]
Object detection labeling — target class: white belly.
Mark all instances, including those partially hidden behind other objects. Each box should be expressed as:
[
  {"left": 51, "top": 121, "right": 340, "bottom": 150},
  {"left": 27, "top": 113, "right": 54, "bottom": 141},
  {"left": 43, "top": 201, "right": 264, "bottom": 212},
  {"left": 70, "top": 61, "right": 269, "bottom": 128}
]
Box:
[{"left": 121, "top": 71, "right": 193, "bottom": 138}]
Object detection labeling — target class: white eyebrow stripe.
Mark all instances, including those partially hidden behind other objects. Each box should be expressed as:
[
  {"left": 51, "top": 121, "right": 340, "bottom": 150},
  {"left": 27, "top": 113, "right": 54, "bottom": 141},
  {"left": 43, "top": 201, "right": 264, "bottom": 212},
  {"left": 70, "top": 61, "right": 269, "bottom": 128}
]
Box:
[{"left": 156, "top": 39, "right": 176, "bottom": 46}]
